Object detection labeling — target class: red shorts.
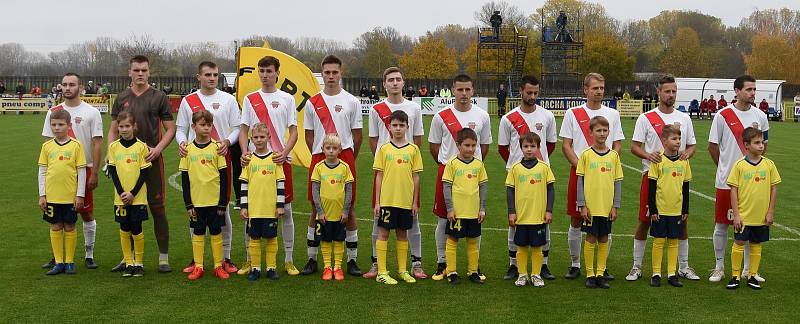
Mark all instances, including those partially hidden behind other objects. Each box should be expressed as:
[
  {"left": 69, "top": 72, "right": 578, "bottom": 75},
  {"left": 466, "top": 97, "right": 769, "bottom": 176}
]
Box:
[
  {"left": 638, "top": 172, "right": 650, "bottom": 222},
  {"left": 715, "top": 188, "right": 733, "bottom": 224},
  {"left": 77, "top": 168, "right": 94, "bottom": 213},
  {"left": 283, "top": 162, "right": 294, "bottom": 203},
  {"left": 566, "top": 166, "right": 580, "bottom": 219},
  {"left": 432, "top": 163, "right": 447, "bottom": 218},
  {"left": 307, "top": 148, "right": 356, "bottom": 205},
  {"left": 372, "top": 171, "right": 420, "bottom": 208}
]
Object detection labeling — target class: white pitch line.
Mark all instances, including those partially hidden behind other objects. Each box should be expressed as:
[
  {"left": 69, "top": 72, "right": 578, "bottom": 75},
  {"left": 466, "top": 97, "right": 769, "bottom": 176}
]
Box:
[{"left": 168, "top": 172, "right": 800, "bottom": 242}]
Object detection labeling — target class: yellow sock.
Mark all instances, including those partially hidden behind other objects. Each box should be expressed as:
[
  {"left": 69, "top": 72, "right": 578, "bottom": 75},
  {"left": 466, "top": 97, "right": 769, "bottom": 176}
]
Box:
[
  {"left": 584, "top": 240, "right": 596, "bottom": 278},
  {"left": 445, "top": 238, "right": 458, "bottom": 274},
  {"left": 211, "top": 234, "right": 223, "bottom": 268},
  {"left": 516, "top": 245, "right": 529, "bottom": 276},
  {"left": 133, "top": 233, "right": 144, "bottom": 266},
  {"left": 748, "top": 243, "right": 762, "bottom": 277},
  {"left": 466, "top": 237, "right": 479, "bottom": 274},
  {"left": 266, "top": 237, "right": 278, "bottom": 270},
  {"left": 532, "top": 246, "right": 543, "bottom": 276},
  {"left": 731, "top": 243, "right": 744, "bottom": 279},
  {"left": 333, "top": 241, "right": 344, "bottom": 269},
  {"left": 320, "top": 241, "right": 332, "bottom": 268},
  {"left": 64, "top": 230, "right": 77, "bottom": 263},
  {"left": 652, "top": 237, "right": 665, "bottom": 276},
  {"left": 666, "top": 238, "right": 678, "bottom": 276},
  {"left": 376, "top": 239, "right": 388, "bottom": 274},
  {"left": 119, "top": 230, "right": 133, "bottom": 265},
  {"left": 50, "top": 229, "right": 64, "bottom": 263},
  {"left": 397, "top": 239, "right": 409, "bottom": 273},
  {"left": 192, "top": 234, "right": 205, "bottom": 269},
  {"left": 597, "top": 241, "right": 609, "bottom": 276},
  {"left": 249, "top": 238, "right": 262, "bottom": 270}
]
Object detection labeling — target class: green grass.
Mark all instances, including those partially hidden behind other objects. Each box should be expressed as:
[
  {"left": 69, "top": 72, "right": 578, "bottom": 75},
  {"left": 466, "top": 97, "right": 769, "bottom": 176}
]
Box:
[{"left": 2, "top": 113, "right": 800, "bottom": 322}]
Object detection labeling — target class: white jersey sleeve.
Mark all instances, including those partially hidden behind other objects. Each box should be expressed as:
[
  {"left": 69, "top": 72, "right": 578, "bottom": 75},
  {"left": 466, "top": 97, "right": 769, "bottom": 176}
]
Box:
[
  {"left": 175, "top": 98, "right": 192, "bottom": 144},
  {"left": 610, "top": 109, "right": 625, "bottom": 141},
  {"left": 225, "top": 95, "right": 241, "bottom": 144},
  {"left": 497, "top": 116, "right": 512, "bottom": 146},
  {"left": 559, "top": 109, "right": 575, "bottom": 139},
  {"left": 684, "top": 116, "right": 697, "bottom": 145},
  {"left": 89, "top": 107, "right": 103, "bottom": 139},
  {"left": 631, "top": 114, "right": 648, "bottom": 144},
  {"left": 368, "top": 108, "right": 379, "bottom": 138},
  {"left": 349, "top": 95, "right": 362, "bottom": 130},
  {"left": 413, "top": 106, "right": 424, "bottom": 137},
  {"left": 479, "top": 111, "right": 493, "bottom": 145},
  {"left": 286, "top": 95, "right": 298, "bottom": 127},
  {"left": 428, "top": 113, "right": 444, "bottom": 144},
  {"left": 546, "top": 111, "right": 557, "bottom": 143},
  {"left": 42, "top": 110, "right": 53, "bottom": 138},
  {"left": 708, "top": 113, "right": 724, "bottom": 144},
  {"left": 303, "top": 100, "right": 315, "bottom": 131}
]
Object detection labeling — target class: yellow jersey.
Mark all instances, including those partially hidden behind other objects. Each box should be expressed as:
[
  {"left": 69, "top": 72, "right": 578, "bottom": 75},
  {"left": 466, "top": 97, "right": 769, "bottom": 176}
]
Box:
[
  {"left": 505, "top": 160, "right": 555, "bottom": 225},
  {"left": 442, "top": 157, "right": 488, "bottom": 219},
  {"left": 311, "top": 159, "right": 353, "bottom": 221},
  {"left": 576, "top": 147, "right": 623, "bottom": 217},
  {"left": 178, "top": 141, "right": 228, "bottom": 207},
  {"left": 107, "top": 138, "right": 151, "bottom": 206},
  {"left": 372, "top": 142, "right": 423, "bottom": 209},
  {"left": 648, "top": 153, "right": 691, "bottom": 216},
  {"left": 38, "top": 138, "right": 87, "bottom": 204},
  {"left": 239, "top": 152, "right": 285, "bottom": 218},
  {"left": 726, "top": 157, "right": 781, "bottom": 226}
]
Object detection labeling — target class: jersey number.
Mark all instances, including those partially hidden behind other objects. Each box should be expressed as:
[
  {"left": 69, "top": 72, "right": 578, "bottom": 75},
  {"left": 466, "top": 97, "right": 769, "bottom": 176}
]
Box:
[
  {"left": 727, "top": 209, "right": 734, "bottom": 222},
  {"left": 449, "top": 219, "right": 462, "bottom": 231},
  {"left": 45, "top": 205, "right": 54, "bottom": 218},
  {"left": 115, "top": 206, "right": 127, "bottom": 217},
  {"left": 315, "top": 223, "right": 322, "bottom": 236},
  {"left": 381, "top": 209, "right": 391, "bottom": 223}
]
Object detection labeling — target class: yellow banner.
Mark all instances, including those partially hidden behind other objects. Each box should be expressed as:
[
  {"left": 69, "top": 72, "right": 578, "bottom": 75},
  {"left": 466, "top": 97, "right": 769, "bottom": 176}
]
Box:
[
  {"left": 235, "top": 45, "right": 318, "bottom": 168},
  {"left": 617, "top": 100, "right": 643, "bottom": 118},
  {"left": 0, "top": 98, "right": 49, "bottom": 112},
  {"left": 80, "top": 95, "right": 114, "bottom": 113}
]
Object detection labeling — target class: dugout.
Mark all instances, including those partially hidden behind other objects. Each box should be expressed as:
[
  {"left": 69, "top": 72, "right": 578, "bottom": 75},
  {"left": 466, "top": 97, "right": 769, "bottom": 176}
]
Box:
[{"left": 675, "top": 78, "right": 785, "bottom": 120}]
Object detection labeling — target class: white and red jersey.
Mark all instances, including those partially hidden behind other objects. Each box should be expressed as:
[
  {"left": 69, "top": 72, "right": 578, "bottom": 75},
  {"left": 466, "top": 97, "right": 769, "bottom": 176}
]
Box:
[
  {"left": 632, "top": 109, "right": 696, "bottom": 171},
  {"left": 428, "top": 105, "right": 492, "bottom": 164},
  {"left": 559, "top": 104, "right": 625, "bottom": 156},
  {"left": 42, "top": 101, "right": 103, "bottom": 167},
  {"left": 498, "top": 105, "right": 557, "bottom": 169},
  {"left": 709, "top": 105, "right": 769, "bottom": 189},
  {"left": 368, "top": 98, "right": 424, "bottom": 146},
  {"left": 303, "top": 90, "right": 362, "bottom": 154},
  {"left": 241, "top": 89, "right": 297, "bottom": 153},
  {"left": 176, "top": 89, "right": 241, "bottom": 145}
]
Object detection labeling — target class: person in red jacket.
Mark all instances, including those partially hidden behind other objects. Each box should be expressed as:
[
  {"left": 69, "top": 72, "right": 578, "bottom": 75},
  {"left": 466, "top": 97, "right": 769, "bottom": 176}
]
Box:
[
  {"left": 706, "top": 95, "right": 717, "bottom": 119},
  {"left": 759, "top": 99, "right": 769, "bottom": 114},
  {"left": 717, "top": 95, "right": 727, "bottom": 110}
]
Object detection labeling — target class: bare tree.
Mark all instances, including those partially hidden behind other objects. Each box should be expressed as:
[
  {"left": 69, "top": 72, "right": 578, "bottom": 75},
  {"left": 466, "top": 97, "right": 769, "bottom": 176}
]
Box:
[{"left": 475, "top": 1, "right": 532, "bottom": 30}]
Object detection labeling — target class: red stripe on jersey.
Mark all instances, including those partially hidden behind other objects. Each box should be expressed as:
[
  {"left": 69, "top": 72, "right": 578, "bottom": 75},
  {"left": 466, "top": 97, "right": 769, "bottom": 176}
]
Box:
[
  {"left": 373, "top": 102, "right": 393, "bottom": 132},
  {"left": 572, "top": 107, "right": 594, "bottom": 145},
  {"left": 438, "top": 107, "right": 463, "bottom": 143},
  {"left": 50, "top": 104, "right": 76, "bottom": 138},
  {"left": 309, "top": 93, "right": 338, "bottom": 135},
  {"left": 247, "top": 92, "right": 285, "bottom": 152},
  {"left": 185, "top": 93, "right": 221, "bottom": 141},
  {"left": 644, "top": 110, "right": 667, "bottom": 147},
  {"left": 719, "top": 108, "right": 747, "bottom": 154},
  {"left": 506, "top": 111, "right": 542, "bottom": 160}
]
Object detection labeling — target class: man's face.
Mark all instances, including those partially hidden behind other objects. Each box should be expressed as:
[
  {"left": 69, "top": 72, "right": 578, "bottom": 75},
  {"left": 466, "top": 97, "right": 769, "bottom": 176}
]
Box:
[
  {"left": 735, "top": 81, "right": 757, "bottom": 106},
  {"left": 197, "top": 66, "right": 219, "bottom": 90},
  {"left": 453, "top": 81, "right": 474, "bottom": 105},
  {"left": 384, "top": 72, "right": 404, "bottom": 96},
  {"left": 584, "top": 79, "right": 605, "bottom": 102},
  {"left": 656, "top": 82, "right": 677, "bottom": 107},
  {"left": 258, "top": 65, "right": 279, "bottom": 88},
  {"left": 322, "top": 63, "right": 342, "bottom": 87},
  {"left": 520, "top": 83, "right": 540, "bottom": 106},
  {"left": 129, "top": 61, "right": 150, "bottom": 86},
  {"left": 61, "top": 75, "right": 81, "bottom": 100}
]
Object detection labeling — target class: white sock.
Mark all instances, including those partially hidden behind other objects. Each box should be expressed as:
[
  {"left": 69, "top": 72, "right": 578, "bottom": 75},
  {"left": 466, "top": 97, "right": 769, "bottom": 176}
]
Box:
[
  {"left": 345, "top": 230, "right": 358, "bottom": 262},
  {"left": 678, "top": 239, "right": 689, "bottom": 269},
  {"left": 409, "top": 216, "right": 422, "bottom": 260},
  {"left": 244, "top": 224, "right": 251, "bottom": 261},
  {"left": 607, "top": 233, "right": 613, "bottom": 256},
  {"left": 281, "top": 203, "right": 294, "bottom": 263},
  {"left": 633, "top": 239, "right": 647, "bottom": 267},
  {"left": 567, "top": 226, "right": 582, "bottom": 267},
  {"left": 508, "top": 226, "right": 517, "bottom": 266},
  {"left": 713, "top": 223, "right": 728, "bottom": 270},
  {"left": 307, "top": 226, "right": 318, "bottom": 260},
  {"left": 542, "top": 224, "right": 551, "bottom": 265},
  {"left": 83, "top": 220, "right": 96, "bottom": 259},
  {"left": 370, "top": 218, "right": 379, "bottom": 260},
  {"left": 221, "top": 206, "right": 232, "bottom": 260},
  {"left": 742, "top": 241, "right": 751, "bottom": 275},
  {"left": 159, "top": 253, "right": 169, "bottom": 262},
  {"left": 435, "top": 218, "right": 447, "bottom": 263}
]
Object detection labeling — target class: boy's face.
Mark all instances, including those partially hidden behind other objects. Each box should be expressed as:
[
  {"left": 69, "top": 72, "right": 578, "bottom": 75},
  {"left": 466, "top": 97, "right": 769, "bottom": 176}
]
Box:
[
  {"left": 389, "top": 119, "right": 407, "bottom": 139},
  {"left": 323, "top": 143, "right": 342, "bottom": 160},
  {"left": 118, "top": 119, "right": 135, "bottom": 139},
  {"left": 251, "top": 130, "right": 269, "bottom": 150},
  {"left": 50, "top": 118, "right": 70, "bottom": 138},
  {"left": 663, "top": 133, "right": 681, "bottom": 152},
  {"left": 745, "top": 135, "right": 765, "bottom": 156},
  {"left": 457, "top": 138, "right": 477, "bottom": 158},
  {"left": 591, "top": 125, "right": 609, "bottom": 145},
  {"left": 521, "top": 140, "right": 539, "bottom": 159},
  {"left": 192, "top": 118, "right": 212, "bottom": 138}
]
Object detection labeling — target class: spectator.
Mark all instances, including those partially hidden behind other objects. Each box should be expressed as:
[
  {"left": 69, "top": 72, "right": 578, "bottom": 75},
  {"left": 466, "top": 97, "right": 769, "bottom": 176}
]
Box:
[
  {"left": 718, "top": 95, "right": 727, "bottom": 109},
  {"left": 359, "top": 85, "right": 369, "bottom": 97},
  {"left": 731, "top": 95, "right": 738, "bottom": 105},
  {"left": 759, "top": 98, "right": 769, "bottom": 114},
  {"left": 432, "top": 86, "right": 440, "bottom": 97},
  {"left": 795, "top": 92, "right": 800, "bottom": 108},
  {"left": 642, "top": 91, "right": 653, "bottom": 111},
  {"left": 496, "top": 83, "right": 507, "bottom": 116},
  {"left": 0, "top": 80, "right": 6, "bottom": 94},
  {"left": 85, "top": 81, "right": 97, "bottom": 94},
  {"left": 622, "top": 89, "right": 632, "bottom": 101},
  {"left": 699, "top": 99, "right": 708, "bottom": 119},
  {"left": 706, "top": 95, "right": 716, "bottom": 119},
  {"left": 31, "top": 84, "right": 42, "bottom": 97},
  {"left": 418, "top": 85, "right": 428, "bottom": 97},
  {"left": 613, "top": 87, "right": 623, "bottom": 100},
  {"left": 15, "top": 82, "right": 25, "bottom": 100},
  {"left": 404, "top": 85, "right": 415, "bottom": 100},
  {"left": 99, "top": 83, "right": 110, "bottom": 100},
  {"left": 368, "top": 85, "right": 380, "bottom": 100},
  {"left": 689, "top": 98, "right": 700, "bottom": 119},
  {"left": 632, "top": 85, "right": 643, "bottom": 100}
]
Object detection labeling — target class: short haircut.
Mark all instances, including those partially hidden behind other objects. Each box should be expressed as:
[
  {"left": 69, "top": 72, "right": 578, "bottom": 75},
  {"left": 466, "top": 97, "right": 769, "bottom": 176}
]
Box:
[
  {"left": 250, "top": 123, "right": 270, "bottom": 137},
  {"left": 589, "top": 116, "right": 609, "bottom": 130},
  {"left": 742, "top": 127, "right": 763, "bottom": 144},
  {"left": 116, "top": 111, "right": 136, "bottom": 124},
  {"left": 50, "top": 109, "right": 71, "bottom": 123},
  {"left": 63, "top": 72, "right": 81, "bottom": 84},
  {"left": 258, "top": 56, "right": 280, "bottom": 70},
  {"left": 383, "top": 67, "right": 403, "bottom": 81},
  {"left": 191, "top": 110, "right": 214, "bottom": 124},
  {"left": 456, "top": 128, "right": 478, "bottom": 144},
  {"left": 657, "top": 74, "right": 676, "bottom": 88},
  {"left": 519, "top": 132, "right": 541, "bottom": 146},
  {"left": 453, "top": 74, "right": 473, "bottom": 85},
  {"left": 583, "top": 73, "right": 605, "bottom": 87},
  {"left": 197, "top": 61, "right": 217, "bottom": 73},
  {"left": 321, "top": 55, "right": 342, "bottom": 68},
  {"left": 389, "top": 110, "right": 408, "bottom": 124},
  {"left": 129, "top": 55, "right": 149, "bottom": 66},
  {"left": 734, "top": 75, "right": 756, "bottom": 90},
  {"left": 660, "top": 124, "right": 681, "bottom": 139},
  {"left": 520, "top": 75, "right": 540, "bottom": 88},
  {"left": 322, "top": 134, "right": 342, "bottom": 148}
]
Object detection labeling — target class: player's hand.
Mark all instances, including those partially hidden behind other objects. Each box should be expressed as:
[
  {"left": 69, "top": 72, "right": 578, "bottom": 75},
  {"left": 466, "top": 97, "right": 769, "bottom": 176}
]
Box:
[
  {"left": 240, "top": 208, "right": 249, "bottom": 220},
  {"left": 272, "top": 151, "right": 287, "bottom": 164},
  {"left": 681, "top": 214, "right": 688, "bottom": 222},
  {"left": 217, "top": 140, "right": 230, "bottom": 156},
  {"left": 217, "top": 206, "right": 226, "bottom": 216},
  {"left": 733, "top": 215, "right": 743, "bottom": 231},
  {"left": 187, "top": 208, "right": 197, "bottom": 221},
  {"left": 766, "top": 212, "right": 774, "bottom": 225},
  {"left": 74, "top": 197, "right": 84, "bottom": 210},
  {"left": 650, "top": 213, "right": 660, "bottom": 222},
  {"left": 277, "top": 207, "right": 285, "bottom": 218},
  {"left": 508, "top": 213, "right": 516, "bottom": 227},
  {"left": 646, "top": 152, "right": 662, "bottom": 163},
  {"left": 318, "top": 213, "right": 327, "bottom": 224},
  {"left": 412, "top": 205, "right": 419, "bottom": 218},
  {"left": 478, "top": 210, "right": 486, "bottom": 223},
  {"left": 373, "top": 204, "right": 381, "bottom": 219},
  {"left": 609, "top": 208, "right": 618, "bottom": 221},
  {"left": 120, "top": 192, "right": 133, "bottom": 205},
  {"left": 340, "top": 212, "right": 349, "bottom": 223},
  {"left": 87, "top": 172, "right": 99, "bottom": 190},
  {"left": 544, "top": 212, "right": 553, "bottom": 224},
  {"left": 102, "top": 163, "right": 110, "bottom": 178},
  {"left": 446, "top": 211, "right": 456, "bottom": 222},
  {"left": 178, "top": 142, "right": 188, "bottom": 157},
  {"left": 240, "top": 151, "right": 251, "bottom": 167},
  {"left": 679, "top": 151, "right": 692, "bottom": 161},
  {"left": 38, "top": 196, "right": 47, "bottom": 212},
  {"left": 580, "top": 207, "right": 590, "bottom": 222},
  {"left": 145, "top": 146, "right": 163, "bottom": 162}
]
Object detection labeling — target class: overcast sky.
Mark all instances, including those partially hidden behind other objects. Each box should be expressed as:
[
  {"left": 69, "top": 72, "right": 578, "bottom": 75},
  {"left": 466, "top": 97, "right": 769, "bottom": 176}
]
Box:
[{"left": 3, "top": 0, "right": 796, "bottom": 53}]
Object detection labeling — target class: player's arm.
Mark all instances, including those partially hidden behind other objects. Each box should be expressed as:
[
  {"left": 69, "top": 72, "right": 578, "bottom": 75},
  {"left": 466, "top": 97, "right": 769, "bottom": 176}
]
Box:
[
  {"left": 311, "top": 180, "right": 326, "bottom": 222},
  {"left": 545, "top": 182, "right": 554, "bottom": 223},
  {"left": 107, "top": 165, "right": 126, "bottom": 196},
  {"left": 631, "top": 141, "right": 660, "bottom": 163},
  {"left": 342, "top": 182, "right": 353, "bottom": 222},
  {"left": 506, "top": 186, "right": 516, "bottom": 226},
  {"left": 648, "top": 178, "right": 659, "bottom": 219},
  {"left": 107, "top": 120, "right": 119, "bottom": 146},
  {"left": 181, "top": 171, "right": 193, "bottom": 210},
  {"left": 612, "top": 140, "right": 622, "bottom": 155},
  {"left": 130, "top": 166, "right": 149, "bottom": 197},
  {"left": 217, "top": 166, "right": 229, "bottom": 210},
  {"left": 38, "top": 165, "right": 47, "bottom": 211},
  {"left": 680, "top": 144, "right": 696, "bottom": 160},
  {"left": 562, "top": 138, "right": 579, "bottom": 166},
  {"left": 239, "top": 124, "right": 250, "bottom": 153},
  {"left": 708, "top": 142, "right": 720, "bottom": 166},
  {"left": 276, "top": 179, "right": 286, "bottom": 217},
  {"left": 498, "top": 145, "right": 510, "bottom": 162},
  {"left": 373, "top": 170, "right": 383, "bottom": 217},
  {"left": 148, "top": 119, "right": 176, "bottom": 162},
  {"left": 730, "top": 186, "right": 742, "bottom": 230},
  {"left": 480, "top": 144, "right": 489, "bottom": 160},
  {"left": 412, "top": 171, "right": 420, "bottom": 217},
  {"left": 682, "top": 180, "right": 690, "bottom": 220},
  {"left": 283, "top": 125, "right": 298, "bottom": 159},
  {"left": 89, "top": 136, "right": 102, "bottom": 189},
  {"left": 239, "top": 180, "right": 249, "bottom": 219},
  {"left": 429, "top": 143, "right": 440, "bottom": 162},
  {"left": 546, "top": 142, "right": 556, "bottom": 156},
  {"left": 766, "top": 184, "right": 777, "bottom": 225},
  {"left": 413, "top": 135, "right": 422, "bottom": 148},
  {"left": 305, "top": 129, "right": 314, "bottom": 152},
  {"left": 352, "top": 128, "right": 363, "bottom": 158},
  {"left": 442, "top": 181, "right": 455, "bottom": 221},
  {"left": 369, "top": 137, "right": 378, "bottom": 154}
]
